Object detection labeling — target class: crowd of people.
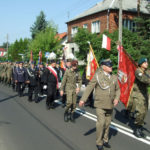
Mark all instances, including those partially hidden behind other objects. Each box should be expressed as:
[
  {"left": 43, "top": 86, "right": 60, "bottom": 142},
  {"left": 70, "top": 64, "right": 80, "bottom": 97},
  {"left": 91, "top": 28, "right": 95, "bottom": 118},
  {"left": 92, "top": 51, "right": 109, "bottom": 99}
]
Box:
[{"left": 0, "top": 56, "right": 149, "bottom": 150}]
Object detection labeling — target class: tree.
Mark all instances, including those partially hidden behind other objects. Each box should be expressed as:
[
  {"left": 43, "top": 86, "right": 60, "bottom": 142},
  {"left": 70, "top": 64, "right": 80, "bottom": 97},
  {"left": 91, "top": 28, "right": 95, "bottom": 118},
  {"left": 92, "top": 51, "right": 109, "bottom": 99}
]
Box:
[
  {"left": 74, "top": 28, "right": 150, "bottom": 73},
  {"left": 30, "top": 11, "right": 48, "bottom": 39},
  {"left": 29, "top": 23, "right": 62, "bottom": 62},
  {"left": 8, "top": 38, "right": 30, "bottom": 61}
]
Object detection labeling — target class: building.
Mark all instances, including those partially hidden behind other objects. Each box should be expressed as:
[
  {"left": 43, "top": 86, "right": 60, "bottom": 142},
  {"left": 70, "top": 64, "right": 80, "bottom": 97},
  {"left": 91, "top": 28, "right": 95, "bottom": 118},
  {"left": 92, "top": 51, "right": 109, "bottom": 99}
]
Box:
[
  {"left": 0, "top": 48, "right": 7, "bottom": 57},
  {"left": 56, "top": 32, "right": 78, "bottom": 60},
  {"left": 66, "top": 0, "right": 150, "bottom": 43}
]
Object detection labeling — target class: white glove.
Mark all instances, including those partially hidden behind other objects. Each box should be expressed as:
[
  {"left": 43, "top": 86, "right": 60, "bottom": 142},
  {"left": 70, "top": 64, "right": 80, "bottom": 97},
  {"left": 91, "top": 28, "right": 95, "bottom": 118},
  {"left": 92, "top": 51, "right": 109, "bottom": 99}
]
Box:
[{"left": 43, "top": 85, "right": 47, "bottom": 90}]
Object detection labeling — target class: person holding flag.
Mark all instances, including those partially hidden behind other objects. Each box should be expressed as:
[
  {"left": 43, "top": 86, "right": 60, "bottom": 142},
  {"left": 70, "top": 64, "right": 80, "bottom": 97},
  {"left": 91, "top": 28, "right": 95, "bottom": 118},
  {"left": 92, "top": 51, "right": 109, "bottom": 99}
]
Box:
[
  {"left": 79, "top": 59, "right": 120, "bottom": 150},
  {"left": 131, "top": 58, "right": 150, "bottom": 138}
]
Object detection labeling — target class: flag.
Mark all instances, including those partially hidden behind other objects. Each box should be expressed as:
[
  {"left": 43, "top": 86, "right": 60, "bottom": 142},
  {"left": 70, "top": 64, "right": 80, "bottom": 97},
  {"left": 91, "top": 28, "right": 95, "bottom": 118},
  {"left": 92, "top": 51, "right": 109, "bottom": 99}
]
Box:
[
  {"left": 30, "top": 51, "right": 33, "bottom": 62},
  {"left": 60, "top": 60, "right": 66, "bottom": 71},
  {"left": 0, "top": 51, "right": 6, "bottom": 57},
  {"left": 117, "top": 45, "right": 137, "bottom": 107},
  {"left": 38, "top": 50, "right": 42, "bottom": 63},
  {"left": 86, "top": 43, "right": 99, "bottom": 80},
  {"left": 102, "top": 34, "right": 111, "bottom": 51}
]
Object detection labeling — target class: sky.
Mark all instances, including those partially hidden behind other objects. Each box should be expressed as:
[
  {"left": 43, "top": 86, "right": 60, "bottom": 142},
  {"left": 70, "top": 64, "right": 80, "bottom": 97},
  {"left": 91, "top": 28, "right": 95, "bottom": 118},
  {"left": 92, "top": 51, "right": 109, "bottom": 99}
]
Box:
[{"left": 0, "top": 0, "right": 102, "bottom": 45}]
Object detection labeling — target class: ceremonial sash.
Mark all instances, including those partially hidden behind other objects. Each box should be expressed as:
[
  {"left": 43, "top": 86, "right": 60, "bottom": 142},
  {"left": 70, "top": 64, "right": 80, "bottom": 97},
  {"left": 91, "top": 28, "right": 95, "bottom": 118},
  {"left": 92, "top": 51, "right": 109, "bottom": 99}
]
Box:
[{"left": 47, "top": 66, "right": 59, "bottom": 89}]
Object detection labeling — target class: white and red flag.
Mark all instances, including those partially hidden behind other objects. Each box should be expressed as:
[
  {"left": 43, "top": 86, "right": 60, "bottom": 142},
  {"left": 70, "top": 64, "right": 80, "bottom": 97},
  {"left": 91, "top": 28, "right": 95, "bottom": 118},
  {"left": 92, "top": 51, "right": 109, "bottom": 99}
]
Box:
[
  {"left": 0, "top": 51, "right": 6, "bottom": 57},
  {"left": 102, "top": 34, "right": 111, "bottom": 51},
  {"left": 86, "top": 43, "right": 99, "bottom": 80},
  {"left": 117, "top": 45, "right": 137, "bottom": 107}
]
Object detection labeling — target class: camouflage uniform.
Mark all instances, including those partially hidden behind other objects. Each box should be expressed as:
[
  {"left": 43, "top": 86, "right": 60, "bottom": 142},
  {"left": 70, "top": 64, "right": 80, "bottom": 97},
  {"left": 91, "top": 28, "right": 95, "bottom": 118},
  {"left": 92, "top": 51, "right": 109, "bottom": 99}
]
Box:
[
  {"left": 60, "top": 67, "right": 82, "bottom": 121},
  {"left": 132, "top": 68, "right": 150, "bottom": 125}
]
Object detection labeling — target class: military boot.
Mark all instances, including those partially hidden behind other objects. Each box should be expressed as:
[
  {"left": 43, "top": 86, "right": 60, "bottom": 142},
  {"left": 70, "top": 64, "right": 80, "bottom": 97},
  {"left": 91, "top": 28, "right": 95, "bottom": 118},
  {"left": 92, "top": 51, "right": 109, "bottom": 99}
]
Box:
[
  {"left": 134, "top": 126, "right": 143, "bottom": 138},
  {"left": 64, "top": 111, "right": 69, "bottom": 122},
  {"left": 70, "top": 112, "right": 75, "bottom": 123}
]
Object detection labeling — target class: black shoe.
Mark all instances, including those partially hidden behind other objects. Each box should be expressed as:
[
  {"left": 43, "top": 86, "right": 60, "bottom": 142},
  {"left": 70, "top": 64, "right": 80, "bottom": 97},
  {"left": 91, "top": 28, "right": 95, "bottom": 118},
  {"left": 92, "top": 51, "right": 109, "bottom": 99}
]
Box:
[
  {"left": 70, "top": 113, "right": 75, "bottom": 123},
  {"left": 134, "top": 127, "right": 143, "bottom": 138},
  {"left": 103, "top": 142, "right": 111, "bottom": 148},
  {"left": 96, "top": 145, "right": 103, "bottom": 150},
  {"left": 64, "top": 111, "right": 69, "bottom": 122}
]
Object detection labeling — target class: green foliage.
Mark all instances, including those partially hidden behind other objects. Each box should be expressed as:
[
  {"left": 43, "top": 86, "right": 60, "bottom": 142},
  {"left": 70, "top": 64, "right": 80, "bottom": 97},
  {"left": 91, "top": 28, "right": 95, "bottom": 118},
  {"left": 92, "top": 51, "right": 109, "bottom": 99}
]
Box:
[
  {"left": 8, "top": 38, "right": 30, "bottom": 61},
  {"left": 30, "top": 11, "right": 48, "bottom": 39},
  {"left": 29, "top": 24, "right": 62, "bottom": 62},
  {"left": 74, "top": 28, "right": 150, "bottom": 73}
]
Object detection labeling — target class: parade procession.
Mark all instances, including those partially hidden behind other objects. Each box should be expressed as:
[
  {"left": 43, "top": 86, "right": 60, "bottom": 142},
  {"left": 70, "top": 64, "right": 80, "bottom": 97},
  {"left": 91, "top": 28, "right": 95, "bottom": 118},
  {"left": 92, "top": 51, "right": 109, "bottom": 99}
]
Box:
[{"left": 0, "top": 0, "right": 150, "bottom": 150}]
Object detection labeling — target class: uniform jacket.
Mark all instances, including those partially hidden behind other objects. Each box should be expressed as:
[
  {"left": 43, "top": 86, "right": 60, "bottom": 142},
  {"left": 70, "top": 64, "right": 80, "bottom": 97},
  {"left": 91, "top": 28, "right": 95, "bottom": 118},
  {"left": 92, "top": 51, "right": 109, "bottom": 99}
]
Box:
[
  {"left": 15, "top": 67, "right": 28, "bottom": 82},
  {"left": 81, "top": 69, "right": 120, "bottom": 109},
  {"left": 60, "top": 68, "right": 82, "bottom": 93},
  {"left": 132, "top": 68, "right": 150, "bottom": 99},
  {"left": 27, "top": 67, "right": 38, "bottom": 86},
  {"left": 44, "top": 67, "right": 58, "bottom": 88}
]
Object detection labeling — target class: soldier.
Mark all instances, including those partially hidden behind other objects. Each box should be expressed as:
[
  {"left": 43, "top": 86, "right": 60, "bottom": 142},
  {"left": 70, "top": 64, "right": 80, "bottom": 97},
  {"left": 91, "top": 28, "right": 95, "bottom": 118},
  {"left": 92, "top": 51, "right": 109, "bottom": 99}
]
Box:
[
  {"left": 132, "top": 58, "right": 150, "bottom": 138},
  {"left": 37, "top": 62, "right": 46, "bottom": 96},
  {"left": 60, "top": 60, "right": 82, "bottom": 122},
  {"left": 61, "top": 56, "right": 73, "bottom": 107},
  {"left": 11, "top": 62, "right": 17, "bottom": 91},
  {"left": 26, "top": 61, "right": 38, "bottom": 102},
  {"left": 44, "top": 52, "right": 58, "bottom": 109},
  {"left": 14, "top": 61, "right": 28, "bottom": 97},
  {"left": 79, "top": 59, "right": 120, "bottom": 150}
]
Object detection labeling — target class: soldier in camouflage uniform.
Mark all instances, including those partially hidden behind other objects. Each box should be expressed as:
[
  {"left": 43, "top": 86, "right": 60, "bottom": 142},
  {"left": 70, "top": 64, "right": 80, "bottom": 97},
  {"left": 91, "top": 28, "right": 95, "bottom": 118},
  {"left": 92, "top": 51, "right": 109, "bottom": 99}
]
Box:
[
  {"left": 132, "top": 58, "right": 150, "bottom": 138},
  {"left": 79, "top": 59, "right": 120, "bottom": 150},
  {"left": 60, "top": 60, "right": 82, "bottom": 122}
]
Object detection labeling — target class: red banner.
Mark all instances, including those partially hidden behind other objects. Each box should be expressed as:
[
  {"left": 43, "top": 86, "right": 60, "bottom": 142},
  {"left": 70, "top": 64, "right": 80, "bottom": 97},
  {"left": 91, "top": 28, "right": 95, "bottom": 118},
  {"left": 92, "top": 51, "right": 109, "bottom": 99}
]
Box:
[
  {"left": 118, "top": 46, "right": 137, "bottom": 107},
  {"left": 39, "top": 50, "right": 42, "bottom": 63}
]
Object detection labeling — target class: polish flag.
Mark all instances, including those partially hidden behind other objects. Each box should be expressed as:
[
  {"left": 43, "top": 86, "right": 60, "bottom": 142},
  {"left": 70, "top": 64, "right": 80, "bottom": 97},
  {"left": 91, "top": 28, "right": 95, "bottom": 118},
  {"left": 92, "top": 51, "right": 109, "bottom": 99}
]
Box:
[{"left": 102, "top": 34, "right": 111, "bottom": 51}]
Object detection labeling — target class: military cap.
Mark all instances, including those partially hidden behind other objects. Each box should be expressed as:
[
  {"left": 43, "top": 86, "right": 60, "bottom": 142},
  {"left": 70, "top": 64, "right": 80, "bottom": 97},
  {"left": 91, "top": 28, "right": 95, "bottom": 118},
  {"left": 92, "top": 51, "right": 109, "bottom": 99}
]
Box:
[
  {"left": 138, "top": 58, "right": 148, "bottom": 66},
  {"left": 19, "top": 61, "right": 24, "bottom": 64},
  {"left": 71, "top": 60, "right": 78, "bottom": 66},
  {"left": 100, "top": 58, "right": 113, "bottom": 67},
  {"left": 48, "top": 59, "right": 56, "bottom": 64}
]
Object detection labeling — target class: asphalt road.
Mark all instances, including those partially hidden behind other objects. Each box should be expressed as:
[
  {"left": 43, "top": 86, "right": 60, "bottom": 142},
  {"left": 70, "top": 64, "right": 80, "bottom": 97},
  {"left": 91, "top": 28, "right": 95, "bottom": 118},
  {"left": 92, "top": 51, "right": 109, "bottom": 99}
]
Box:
[{"left": 0, "top": 84, "right": 150, "bottom": 150}]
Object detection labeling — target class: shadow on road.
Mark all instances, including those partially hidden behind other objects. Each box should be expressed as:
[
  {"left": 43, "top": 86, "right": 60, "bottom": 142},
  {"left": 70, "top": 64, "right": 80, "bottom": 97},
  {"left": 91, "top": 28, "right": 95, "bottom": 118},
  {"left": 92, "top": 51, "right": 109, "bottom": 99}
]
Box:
[
  {"left": 0, "top": 94, "right": 18, "bottom": 103},
  {"left": 84, "top": 127, "right": 96, "bottom": 136},
  {"left": 0, "top": 121, "right": 11, "bottom": 126}
]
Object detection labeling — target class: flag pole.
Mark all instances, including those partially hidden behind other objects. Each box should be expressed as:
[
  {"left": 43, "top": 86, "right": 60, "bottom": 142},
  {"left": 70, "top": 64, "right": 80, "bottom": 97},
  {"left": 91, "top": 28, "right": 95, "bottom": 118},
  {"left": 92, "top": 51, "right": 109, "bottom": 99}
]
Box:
[{"left": 87, "top": 41, "right": 99, "bottom": 68}]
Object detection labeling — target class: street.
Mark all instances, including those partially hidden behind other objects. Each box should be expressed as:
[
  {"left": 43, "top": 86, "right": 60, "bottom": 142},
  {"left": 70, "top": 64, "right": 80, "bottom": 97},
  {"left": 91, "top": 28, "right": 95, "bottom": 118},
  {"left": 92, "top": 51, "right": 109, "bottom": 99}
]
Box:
[{"left": 0, "top": 84, "right": 150, "bottom": 150}]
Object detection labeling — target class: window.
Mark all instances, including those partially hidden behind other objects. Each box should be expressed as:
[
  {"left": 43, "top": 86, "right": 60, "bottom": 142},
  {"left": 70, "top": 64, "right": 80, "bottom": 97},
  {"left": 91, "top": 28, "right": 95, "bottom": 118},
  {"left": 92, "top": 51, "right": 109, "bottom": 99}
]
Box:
[
  {"left": 72, "top": 48, "right": 75, "bottom": 54},
  {"left": 91, "top": 21, "right": 100, "bottom": 33},
  {"left": 71, "top": 26, "right": 78, "bottom": 37},
  {"left": 83, "top": 24, "right": 88, "bottom": 29},
  {"left": 123, "top": 19, "right": 136, "bottom": 32}
]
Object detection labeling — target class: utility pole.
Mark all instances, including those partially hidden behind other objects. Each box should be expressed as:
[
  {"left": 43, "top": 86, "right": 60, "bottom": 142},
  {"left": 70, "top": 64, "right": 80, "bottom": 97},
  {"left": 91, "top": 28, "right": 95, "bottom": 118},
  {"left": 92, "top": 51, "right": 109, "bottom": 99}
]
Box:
[
  {"left": 137, "top": 0, "right": 140, "bottom": 17},
  {"left": 118, "top": 0, "right": 123, "bottom": 45},
  {"left": 6, "top": 34, "right": 9, "bottom": 60}
]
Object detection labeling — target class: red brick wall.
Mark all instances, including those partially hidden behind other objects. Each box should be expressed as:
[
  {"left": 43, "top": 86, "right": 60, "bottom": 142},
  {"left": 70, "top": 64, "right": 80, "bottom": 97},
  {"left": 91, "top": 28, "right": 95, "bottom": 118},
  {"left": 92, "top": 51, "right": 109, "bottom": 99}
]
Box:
[{"left": 67, "top": 10, "right": 138, "bottom": 42}]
